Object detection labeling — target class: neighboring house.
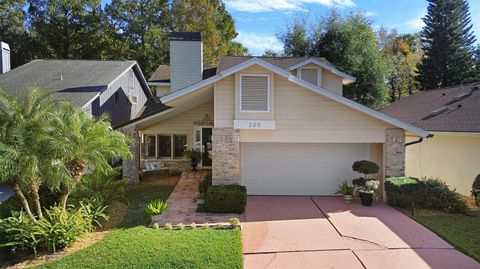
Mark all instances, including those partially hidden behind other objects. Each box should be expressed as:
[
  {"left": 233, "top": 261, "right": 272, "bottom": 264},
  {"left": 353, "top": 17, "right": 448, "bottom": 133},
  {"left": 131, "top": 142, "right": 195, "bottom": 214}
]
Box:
[
  {"left": 0, "top": 58, "right": 152, "bottom": 127},
  {"left": 119, "top": 32, "right": 429, "bottom": 196},
  {"left": 381, "top": 83, "right": 480, "bottom": 195}
]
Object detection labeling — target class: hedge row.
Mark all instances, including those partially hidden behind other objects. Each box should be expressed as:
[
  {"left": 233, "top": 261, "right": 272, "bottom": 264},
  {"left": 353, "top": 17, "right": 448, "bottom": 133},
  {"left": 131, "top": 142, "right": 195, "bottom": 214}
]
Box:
[
  {"left": 206, "top": 185, "right": 247, "bottom": 214},
  {"left": 385, "top": 177, "right": 468, "bottom": 214}
]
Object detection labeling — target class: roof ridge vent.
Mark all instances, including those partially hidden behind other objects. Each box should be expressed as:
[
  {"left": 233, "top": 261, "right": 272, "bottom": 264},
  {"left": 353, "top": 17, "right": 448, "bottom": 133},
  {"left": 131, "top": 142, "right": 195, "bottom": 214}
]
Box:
[
  {"left": 428, "top": 107, "right": 449, "bottom": 117},
  {"left": 452, "top": 92, "right": 471, "bottom": 101}
]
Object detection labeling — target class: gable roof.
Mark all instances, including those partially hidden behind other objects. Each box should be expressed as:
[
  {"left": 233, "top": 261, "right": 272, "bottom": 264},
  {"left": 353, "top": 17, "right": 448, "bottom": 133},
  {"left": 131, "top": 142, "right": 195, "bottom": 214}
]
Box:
[
  {"left": 380, "top": 82, "right": 480, "bottom": 133},
  {"left": 0, "top": 59, "right": 152, "bottom": 107},
  {"left": 157, "top": 57, "right": 429, "bottom": 137},
  {"left": 218, "top": 56, "right": 355, "bottom": 84}
]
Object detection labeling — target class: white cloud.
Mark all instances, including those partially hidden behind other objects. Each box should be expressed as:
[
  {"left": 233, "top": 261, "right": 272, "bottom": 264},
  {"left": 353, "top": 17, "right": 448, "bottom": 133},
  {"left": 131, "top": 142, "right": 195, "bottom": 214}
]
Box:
[
  {"left": 364, "top": 11, "right": 376, "bottom": 17},
  {"left": 404, "top": 8, "right": 426, "bottom": 30},
  {"left": 225, "top": 0, "right": 355, "bottom": 13},
  {"left": 234, "top": 31, "right": 283, "bottom": 54},
  {"left": 404, "top": 18, "right": 425, "bottom": 30}
]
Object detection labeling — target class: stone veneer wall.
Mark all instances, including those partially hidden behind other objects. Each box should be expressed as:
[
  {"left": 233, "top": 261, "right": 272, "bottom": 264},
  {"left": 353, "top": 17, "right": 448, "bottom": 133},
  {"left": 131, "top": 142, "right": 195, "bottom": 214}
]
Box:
[
  {"left": 385, "top": 128, "right": 406, "bottom": 177},
  {"left": 121, "top": 125, "right": 140, "bottom": 185},
  {"left": 212, "top": 128, "right": 241, "bottom": 185}
]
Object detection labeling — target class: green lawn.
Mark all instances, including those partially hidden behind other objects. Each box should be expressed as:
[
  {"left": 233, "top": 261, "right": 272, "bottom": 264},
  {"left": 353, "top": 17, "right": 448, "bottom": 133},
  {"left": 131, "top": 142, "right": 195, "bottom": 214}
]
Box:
[
  {"left": 411, "top": 211, "right": 480, "bottom": 262},
  {"left": 35, "top": 183, "right": 243, "bottom": 269}
]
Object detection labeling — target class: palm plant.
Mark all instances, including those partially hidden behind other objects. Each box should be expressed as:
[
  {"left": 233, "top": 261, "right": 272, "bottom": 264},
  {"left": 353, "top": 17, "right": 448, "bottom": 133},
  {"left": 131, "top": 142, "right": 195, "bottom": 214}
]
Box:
[
  {"left": 49, "top": 102, "right": 131, "bottom": 209},
  {"left": 0, "top": 88, "right": 58, "bottom": 219}
]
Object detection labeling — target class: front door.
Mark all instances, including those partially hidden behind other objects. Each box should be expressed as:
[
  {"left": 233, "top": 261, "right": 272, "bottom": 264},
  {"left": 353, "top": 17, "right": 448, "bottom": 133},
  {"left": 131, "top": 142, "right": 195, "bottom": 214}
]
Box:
[{"left": 193, "top": 126, "right": 212, "bottom": 167}]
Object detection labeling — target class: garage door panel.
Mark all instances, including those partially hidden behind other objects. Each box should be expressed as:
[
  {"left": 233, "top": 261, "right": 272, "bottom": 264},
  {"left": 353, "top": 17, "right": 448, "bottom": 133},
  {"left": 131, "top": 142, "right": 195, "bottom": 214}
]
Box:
[{"left": 242, "top": 143, "right": 370, "bottom": 195}]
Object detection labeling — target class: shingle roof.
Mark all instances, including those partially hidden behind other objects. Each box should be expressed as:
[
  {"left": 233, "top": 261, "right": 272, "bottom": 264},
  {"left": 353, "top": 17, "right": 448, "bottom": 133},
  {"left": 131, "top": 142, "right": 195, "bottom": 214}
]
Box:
[
  {"left": 217, "top": 56, "right": 336, "bottom": 73},
  {"left": 0, "top": 59, "right": 137, "bottom": 106},
  {"left": 148, "top": 65, "right": 218, "bottom": 83},
  {"left": 380, "top": 82, "right": 480, "bottom": 133}
]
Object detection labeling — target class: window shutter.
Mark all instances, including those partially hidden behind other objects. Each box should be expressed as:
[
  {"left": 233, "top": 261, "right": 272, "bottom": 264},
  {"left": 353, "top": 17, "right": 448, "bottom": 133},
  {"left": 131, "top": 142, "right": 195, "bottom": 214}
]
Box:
[
  {"left": 300, "top": 69, "right": 318, "bottom": 85},
  {"left": 241, "top": 75, "right": 269, "bottom": 111}
]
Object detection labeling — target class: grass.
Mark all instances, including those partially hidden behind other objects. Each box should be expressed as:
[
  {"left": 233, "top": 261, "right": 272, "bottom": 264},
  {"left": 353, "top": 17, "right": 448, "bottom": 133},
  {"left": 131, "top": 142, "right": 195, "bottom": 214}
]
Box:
[
  {"left": 34, "top": 182, "right": 243, "bottom": 269},
  {"left": 411, "top": 210, "right": 480, "bottom": 262}
]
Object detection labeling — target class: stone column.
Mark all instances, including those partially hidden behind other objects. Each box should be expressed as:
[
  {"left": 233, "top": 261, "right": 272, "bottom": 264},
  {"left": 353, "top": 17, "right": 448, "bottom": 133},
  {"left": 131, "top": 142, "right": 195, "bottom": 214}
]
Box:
[
  {"left": 121, "top": 125, "right": 140, "bottom": 185},
  {"left": 385, "top": 128, "right": 406, "bottom": 177},
  {"left": 212, "top": 128, "right": 241, "bottom": 185}
]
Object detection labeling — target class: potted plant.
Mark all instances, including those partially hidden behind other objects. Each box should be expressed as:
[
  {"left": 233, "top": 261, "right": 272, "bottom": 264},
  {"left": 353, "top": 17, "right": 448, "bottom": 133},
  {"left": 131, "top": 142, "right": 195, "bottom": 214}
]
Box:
[
  {"left": 145, "top": 199, "right": 168, "bottom": 223},
  {"left": 335, "top": 181, "right": 355, "bottom": 203},
  {"left": 358, "top": 180, "right": 380, "bottom": 206},
  {"left": 184, "top": 149, "right": 202, "bottom": 171}
]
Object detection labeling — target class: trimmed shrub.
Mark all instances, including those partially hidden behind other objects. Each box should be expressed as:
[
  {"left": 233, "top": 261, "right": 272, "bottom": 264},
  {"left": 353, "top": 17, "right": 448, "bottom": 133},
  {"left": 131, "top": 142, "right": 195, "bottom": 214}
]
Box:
[
  {"left": 199, "top": 172, "right": 212, "bottom": 194},
  {"left": 206, "top": 185, "right": 247, "bottom": 213},
  {"left": 385, "top": 177, "right": 422, "bottom": 207},
  {"left": 352, "top": 160, "right": 379, "bottom": 176},
  {"left": 385, "top": 177, "right": 469, "bottom": 214}
]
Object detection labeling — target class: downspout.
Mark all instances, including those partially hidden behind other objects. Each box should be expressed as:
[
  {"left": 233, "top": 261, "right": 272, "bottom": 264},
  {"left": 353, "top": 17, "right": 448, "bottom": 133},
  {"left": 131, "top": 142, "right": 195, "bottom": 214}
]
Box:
[{"left": 405, "top": 133, "right": 433, "bottom": 147}]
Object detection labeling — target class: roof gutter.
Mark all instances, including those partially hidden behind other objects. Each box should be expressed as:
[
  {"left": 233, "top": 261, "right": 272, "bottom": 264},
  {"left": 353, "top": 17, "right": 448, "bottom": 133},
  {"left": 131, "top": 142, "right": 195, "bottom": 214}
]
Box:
[{"left": 405, "top": 133, "right": 434, "bottom": 147}]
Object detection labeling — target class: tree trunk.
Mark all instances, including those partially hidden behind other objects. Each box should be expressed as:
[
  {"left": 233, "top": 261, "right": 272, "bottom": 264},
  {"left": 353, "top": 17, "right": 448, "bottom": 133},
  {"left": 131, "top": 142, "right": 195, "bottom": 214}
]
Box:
[
  {"left": 11, "top": 182, "right": 35, "bottom": 220},
  {"left": 58, "top": 184, "right": 70, "bottom": 210},
  {"left": 30, "top": 180, "right": 43, "bottom": 218},
  {"left": 59, "top": 159, "right": 86, "bottom": 209}
]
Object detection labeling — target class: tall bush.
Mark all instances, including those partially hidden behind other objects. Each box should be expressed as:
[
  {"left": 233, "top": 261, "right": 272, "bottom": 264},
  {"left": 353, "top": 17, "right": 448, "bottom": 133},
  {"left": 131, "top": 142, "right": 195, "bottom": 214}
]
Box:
[{"left": 385, "top": 177, "right": 468, "bottom": 214}]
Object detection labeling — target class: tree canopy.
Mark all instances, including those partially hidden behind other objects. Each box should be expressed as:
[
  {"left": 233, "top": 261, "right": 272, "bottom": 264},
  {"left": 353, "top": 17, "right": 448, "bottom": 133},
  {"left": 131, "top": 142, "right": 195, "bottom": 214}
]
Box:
[
  {"left": 417, "top": 0, "right": 477, "bottom": 89},
  {"left": 0, "top": 0, "right": 249, "bottom": 77},
  {"left": 278, "top": 11, "right": 390, "bottom": 108}
]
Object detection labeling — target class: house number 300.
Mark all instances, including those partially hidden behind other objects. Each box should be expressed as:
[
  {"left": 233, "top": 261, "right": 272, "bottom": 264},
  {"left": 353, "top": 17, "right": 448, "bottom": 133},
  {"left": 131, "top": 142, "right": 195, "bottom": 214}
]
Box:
[{"left": 248, "top": 122, "right": 261, "bottom": 128}]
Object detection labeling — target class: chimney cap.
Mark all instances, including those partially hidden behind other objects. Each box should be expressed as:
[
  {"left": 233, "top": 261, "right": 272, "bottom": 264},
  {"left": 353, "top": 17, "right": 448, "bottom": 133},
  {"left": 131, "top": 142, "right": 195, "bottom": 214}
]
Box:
[{"left": 169, "top": 32, "right": 201, "bottom": 41}]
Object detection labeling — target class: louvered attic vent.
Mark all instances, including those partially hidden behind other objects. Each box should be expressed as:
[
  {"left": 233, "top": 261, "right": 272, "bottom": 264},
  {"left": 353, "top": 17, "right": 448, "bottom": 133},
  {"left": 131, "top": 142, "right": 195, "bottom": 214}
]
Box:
[{"left": 241, "top": 75, "right": 269, "bottom": 112}]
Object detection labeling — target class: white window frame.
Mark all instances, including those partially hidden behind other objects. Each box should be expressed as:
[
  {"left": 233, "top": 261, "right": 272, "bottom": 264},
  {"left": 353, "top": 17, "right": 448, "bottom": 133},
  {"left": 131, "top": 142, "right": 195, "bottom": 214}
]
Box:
[
  {"left": 299, "top": 67, "right": 322, "bottom": 86},
  {"left": 141, "top": 133, "right": 187, "bottom": 159},
  {"left": 239, "top": 74, "right": 271, "bottom": 113}
]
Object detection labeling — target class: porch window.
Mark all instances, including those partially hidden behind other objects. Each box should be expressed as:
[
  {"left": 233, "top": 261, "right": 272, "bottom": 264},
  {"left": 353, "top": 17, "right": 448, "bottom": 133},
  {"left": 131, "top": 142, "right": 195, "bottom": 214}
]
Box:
[
  {"left": 142, "top": 134, "right": 187, "bottom": 159},
  {"left": 173, "top": 135, "right": 187, "bottom": 158},
  {"left": 157, "top": 135, "right": 172, "bottom": 158},
  {"left": 142, "top": 135, "right": 156, "bottom": 158}
]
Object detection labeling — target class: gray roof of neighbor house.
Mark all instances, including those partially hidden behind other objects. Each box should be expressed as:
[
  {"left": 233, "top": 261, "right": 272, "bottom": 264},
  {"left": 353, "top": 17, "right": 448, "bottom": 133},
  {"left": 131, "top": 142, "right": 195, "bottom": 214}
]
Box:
[
  {"left": 380, "top": 82, "right": 480, "bottom": 133},
  {"left": 0, "top": 59, "right": 150, "bottom": 107}
]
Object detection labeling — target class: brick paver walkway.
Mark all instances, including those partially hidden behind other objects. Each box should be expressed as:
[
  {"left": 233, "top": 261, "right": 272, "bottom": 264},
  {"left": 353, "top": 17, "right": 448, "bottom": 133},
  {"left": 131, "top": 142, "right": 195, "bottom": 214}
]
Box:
[{"left": 157, "top": 170, "right": 239, "bottom": 226}]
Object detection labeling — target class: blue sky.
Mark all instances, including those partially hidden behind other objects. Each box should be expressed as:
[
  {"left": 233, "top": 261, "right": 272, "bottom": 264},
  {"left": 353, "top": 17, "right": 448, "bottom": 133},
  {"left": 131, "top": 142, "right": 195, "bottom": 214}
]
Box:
[{"left": 226, "top": 0, "right": 480, "bottom": 55}]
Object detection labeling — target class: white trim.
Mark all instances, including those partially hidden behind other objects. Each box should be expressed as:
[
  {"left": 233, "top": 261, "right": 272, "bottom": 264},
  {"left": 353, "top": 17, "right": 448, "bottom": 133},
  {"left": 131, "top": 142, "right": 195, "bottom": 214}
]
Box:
[
  {"left": 288, "top": 58, "right": 356, "bottom": 84},
  {"left": 299, "top": 67, "right": 322, "bottom": 86},
  {"left": 159, "top": 57, "right": 429, "bottom": 137},
  {"left": 239, "top": 73, "right": 271, "bottom": 113}
]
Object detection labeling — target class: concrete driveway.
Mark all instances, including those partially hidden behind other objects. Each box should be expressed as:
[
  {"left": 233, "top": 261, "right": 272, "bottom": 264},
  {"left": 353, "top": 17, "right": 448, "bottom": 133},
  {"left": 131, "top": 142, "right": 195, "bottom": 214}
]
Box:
[{"left": 241, "top": 196, "right": 479, "bottom": 269}]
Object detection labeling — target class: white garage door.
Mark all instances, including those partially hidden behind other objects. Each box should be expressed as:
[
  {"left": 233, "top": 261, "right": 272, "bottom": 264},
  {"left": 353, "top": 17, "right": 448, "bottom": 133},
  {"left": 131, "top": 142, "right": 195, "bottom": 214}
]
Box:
[{"left": 242, "top": 143, "right": 370, "bottom": 195}]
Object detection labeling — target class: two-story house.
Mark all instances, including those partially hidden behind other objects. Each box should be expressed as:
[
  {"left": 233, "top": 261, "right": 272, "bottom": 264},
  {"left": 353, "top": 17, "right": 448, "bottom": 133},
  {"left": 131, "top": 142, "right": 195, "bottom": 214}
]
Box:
[{"left": 120, "top": 32, "right": 429, "bottom": 196}]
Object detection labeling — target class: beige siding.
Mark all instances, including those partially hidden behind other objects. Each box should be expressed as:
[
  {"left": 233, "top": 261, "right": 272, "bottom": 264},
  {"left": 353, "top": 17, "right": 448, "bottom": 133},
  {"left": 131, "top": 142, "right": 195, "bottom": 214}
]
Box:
[
  {"left": 406, "top": 133, "right": 480, "bottom": 195},
  {"left": 141, "top": 101, "right": 214, "bottom": 153},
  {"left": 214, "top": 75, "right": 235, "bottom": 127},
  {"left": 213, "top": 65, "right": 394, "bottom": 143},
  {"left": 292, "top": 63, "right": 343, "bottom": 95},
  {"left": 322, "top": 69, "right": 343, "bottom": 95}
]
